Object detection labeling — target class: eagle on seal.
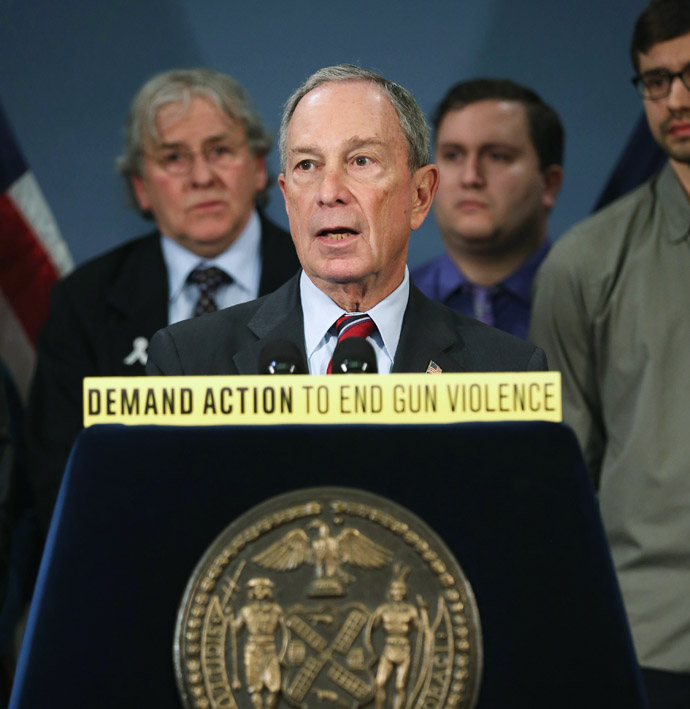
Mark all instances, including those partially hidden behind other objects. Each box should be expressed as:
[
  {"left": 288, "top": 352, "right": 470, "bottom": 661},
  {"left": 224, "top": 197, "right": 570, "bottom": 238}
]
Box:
[{"left": 252, "top": 520, "right": 393, "bottom": 596}]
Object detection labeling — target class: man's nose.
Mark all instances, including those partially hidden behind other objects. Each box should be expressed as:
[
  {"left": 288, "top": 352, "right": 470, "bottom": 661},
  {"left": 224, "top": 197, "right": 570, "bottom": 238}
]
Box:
[
  {"left": 667, "top": 72, "right": 690, "bottom": 111},
  {"left": 189, "top": 153, "right": 216, "bottom": 185},
  {"left": 316, "top": 167, "right": 351, "bottom": 206},
  {"left": 460, "top": 155, "right": 485, "bottom": 187}
]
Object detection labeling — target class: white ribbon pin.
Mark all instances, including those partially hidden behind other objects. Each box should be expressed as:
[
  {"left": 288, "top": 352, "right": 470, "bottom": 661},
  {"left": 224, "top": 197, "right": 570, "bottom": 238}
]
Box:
[{"left": 123, "top": 337, "right": 149, "bottom": 366}]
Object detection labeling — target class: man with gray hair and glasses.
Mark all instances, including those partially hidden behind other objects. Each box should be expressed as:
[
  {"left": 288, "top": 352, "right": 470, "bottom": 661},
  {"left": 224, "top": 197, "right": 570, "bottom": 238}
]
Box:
[
  {"left": 28, "top": 68, "right": 299, "bottom": 531},
  {"left": 530, "top": 1, "right": 690, "bottom": 704},
  {"left": 147, "top": 64, "right": 545, "bottom": 379}
]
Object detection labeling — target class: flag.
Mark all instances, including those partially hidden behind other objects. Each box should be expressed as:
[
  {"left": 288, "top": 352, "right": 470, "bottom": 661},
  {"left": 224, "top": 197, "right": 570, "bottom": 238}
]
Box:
[
  {"left": 593, "top": 113, "right": 667, "bottom": 212},
  {"left": 0, "top": 101, "right": 72, "bottom": 403}
]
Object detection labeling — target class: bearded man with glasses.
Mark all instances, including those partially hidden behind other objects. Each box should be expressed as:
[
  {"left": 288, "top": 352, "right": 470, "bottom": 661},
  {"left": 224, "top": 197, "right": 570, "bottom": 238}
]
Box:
[
  {"left": 530, "top": 1, "right": 690, "bottom": 706},
  {"left": 27, "top": 68, "right": 299, "bottom": 532}
]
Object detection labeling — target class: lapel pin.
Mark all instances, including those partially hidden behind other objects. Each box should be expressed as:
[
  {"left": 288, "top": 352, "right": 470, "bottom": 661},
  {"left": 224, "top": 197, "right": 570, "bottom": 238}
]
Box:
[
  {"left": 426, "top": 360, "right": 442, "bottom": 374},
  {"left": 123, "top": 336, "right": 149, "bottom": 366}
]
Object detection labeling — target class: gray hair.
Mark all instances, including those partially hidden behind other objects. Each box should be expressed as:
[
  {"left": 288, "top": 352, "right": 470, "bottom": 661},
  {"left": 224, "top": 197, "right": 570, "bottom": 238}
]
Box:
[
  {"left": 279, "top": 64, "right": 430, "bottom": 174},
  {"left": 116, "top": 68, "right": 272, "bottom": 213}
]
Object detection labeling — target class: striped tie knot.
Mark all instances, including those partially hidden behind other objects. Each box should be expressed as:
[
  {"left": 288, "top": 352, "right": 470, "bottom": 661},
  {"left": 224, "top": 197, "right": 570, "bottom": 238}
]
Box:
[
  {"left": 327, "top": 313, "right": 376, "bottom": 374},
  {"left": 187, "top": 266, "right": 232, "bottom": 316},
  {"left": 335, "top": 312, "right": 376, "bottom": 340}
]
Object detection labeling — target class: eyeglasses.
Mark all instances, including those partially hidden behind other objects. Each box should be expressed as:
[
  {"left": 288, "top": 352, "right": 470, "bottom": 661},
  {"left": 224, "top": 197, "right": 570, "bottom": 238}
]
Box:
[
  {"left": 144, "top": 141, "right": 248, "bottom": 176},
  {"left": 632, "top": 63, "right": 690, "bottom": 100}
]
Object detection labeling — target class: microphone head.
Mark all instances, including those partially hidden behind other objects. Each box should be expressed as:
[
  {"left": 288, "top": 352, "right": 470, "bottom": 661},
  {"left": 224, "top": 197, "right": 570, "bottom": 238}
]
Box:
[
  {"left": 331, "top": 337, "right": 378, "bottom": 374},
  {"left": 258, "top": 340, "right": 307, "bottom": 374}
]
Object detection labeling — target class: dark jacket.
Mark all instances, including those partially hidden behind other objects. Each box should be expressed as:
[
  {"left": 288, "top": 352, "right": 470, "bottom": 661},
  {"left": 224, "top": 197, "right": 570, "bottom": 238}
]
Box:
[
  {"left": 147, "top": 273, "right": 547, "bottom": 375},
  {"left": 27, "top": 214, "right": 299, "bottom": 530}
]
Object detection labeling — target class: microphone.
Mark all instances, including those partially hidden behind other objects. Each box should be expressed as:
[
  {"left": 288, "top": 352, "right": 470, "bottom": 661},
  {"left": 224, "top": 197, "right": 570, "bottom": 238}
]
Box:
[
  {"left": 331, "top": 337, "right": 378, "bottom": 374},
  {"left": 258, "top": 340, "right": 307, "bottom": 374}
]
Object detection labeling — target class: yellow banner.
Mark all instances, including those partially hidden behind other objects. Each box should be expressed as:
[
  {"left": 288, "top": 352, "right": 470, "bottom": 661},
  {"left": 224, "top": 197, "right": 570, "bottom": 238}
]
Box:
[{"left": 83, "top": 372, "right": 560, "bottom": 426}]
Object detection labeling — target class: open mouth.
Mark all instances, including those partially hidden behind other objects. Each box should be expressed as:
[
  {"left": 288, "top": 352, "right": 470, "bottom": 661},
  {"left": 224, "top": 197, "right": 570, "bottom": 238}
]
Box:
[{"left": 316, "top": 228, "right": 359, "bottom": 240}]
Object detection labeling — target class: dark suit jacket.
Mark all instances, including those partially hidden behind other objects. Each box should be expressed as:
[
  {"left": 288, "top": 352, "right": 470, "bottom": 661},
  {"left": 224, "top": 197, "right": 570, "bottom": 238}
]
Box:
[
  {"left": 147, "top": 273, "right": 547, "bottom": 375},
  {"left": 27, "top": 214, "right": 299, "bottom": 530}
]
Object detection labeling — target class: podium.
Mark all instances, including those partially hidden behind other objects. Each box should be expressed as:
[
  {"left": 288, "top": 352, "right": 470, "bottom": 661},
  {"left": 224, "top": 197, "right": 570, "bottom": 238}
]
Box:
[{"left": 11, "top": 422, "right": 647, "bottom": 708}]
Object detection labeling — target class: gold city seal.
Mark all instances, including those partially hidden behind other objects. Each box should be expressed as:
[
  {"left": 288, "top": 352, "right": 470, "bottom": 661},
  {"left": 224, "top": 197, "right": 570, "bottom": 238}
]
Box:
[{"left": 174, "top": 488, "right": 482, "bottom": 708}]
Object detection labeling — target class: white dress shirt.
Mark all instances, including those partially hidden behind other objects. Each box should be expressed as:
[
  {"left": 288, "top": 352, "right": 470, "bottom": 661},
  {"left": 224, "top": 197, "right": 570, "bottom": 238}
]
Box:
[
  {"left": 162, "top": 210, "right": 262, "bottom": 324},
  {"left": 300, "top": 268, "right": 410, "bottom": 375}
]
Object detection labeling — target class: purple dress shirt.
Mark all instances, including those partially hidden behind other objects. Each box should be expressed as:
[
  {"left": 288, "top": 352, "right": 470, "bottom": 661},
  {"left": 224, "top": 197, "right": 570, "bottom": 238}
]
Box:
[{"left": 411, "top": 241, "right": 551, "bottom": 340}]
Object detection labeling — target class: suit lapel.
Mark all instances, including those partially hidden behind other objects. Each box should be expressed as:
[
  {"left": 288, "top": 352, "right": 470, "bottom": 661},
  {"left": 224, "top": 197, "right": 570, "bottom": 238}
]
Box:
[
  {"left": 104, "top": 233, "right": 169, "bottom": 374},
  {"left": 233, "top": 274, "right": 307, "bottom": 374},
  {"left": 257, "top": 213, "right": 301, "bottom": 296},
  {"left": 230, "top": 278, "right": 471, "bottom": 375},
  {"left": 393, "top": 285, "right": 468, "bottom": 373}
]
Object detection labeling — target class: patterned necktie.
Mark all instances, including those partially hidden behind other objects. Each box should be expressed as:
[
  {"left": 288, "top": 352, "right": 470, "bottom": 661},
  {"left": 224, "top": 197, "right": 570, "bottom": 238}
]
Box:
[
  {"left": 470, "top": 284, "right": 494, "bottom": 327},
  {"left": 327, "top": 313, "right": 376, "bottom": 374},
  {"left": 187, "top": 266, "right": 232, "bottom": 317}
]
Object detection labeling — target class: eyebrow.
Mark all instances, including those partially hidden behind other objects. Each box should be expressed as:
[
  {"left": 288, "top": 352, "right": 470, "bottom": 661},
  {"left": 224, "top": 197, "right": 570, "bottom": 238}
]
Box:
[
  {"left": 156, "top": 133, "right": 231, "bottom": 149},
  {"left": 287, "top": 145, "right": 321, "bottom": 158},
  {"left": 288, "top": 136, "right": 387, "bottom": 157},
  {"left": 640, "top": 59, "right": 690, "bottom": 75},
  {"left": 640, "top": 67, "right": 669, "bottom": 76},
  {"left": 343, "top": 136, "right": 386, "bottom": 151}
]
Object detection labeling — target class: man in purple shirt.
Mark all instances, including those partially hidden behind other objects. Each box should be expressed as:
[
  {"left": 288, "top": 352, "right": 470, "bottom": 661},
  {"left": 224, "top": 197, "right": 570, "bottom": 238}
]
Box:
[{"left": 412, "top": 79, "right": 564, "bottom": 339}]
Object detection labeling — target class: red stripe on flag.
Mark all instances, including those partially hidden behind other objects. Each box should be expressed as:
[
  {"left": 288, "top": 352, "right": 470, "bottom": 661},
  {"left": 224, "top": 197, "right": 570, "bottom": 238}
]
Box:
[{"left": 0, "top": 192, "right": 59, "bottom": 344}]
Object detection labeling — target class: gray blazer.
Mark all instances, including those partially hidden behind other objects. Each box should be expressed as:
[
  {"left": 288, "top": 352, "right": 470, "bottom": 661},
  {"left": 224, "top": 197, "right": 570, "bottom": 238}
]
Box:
[{"left": 147, "top": 273, "right": 547, "bottom": 375}]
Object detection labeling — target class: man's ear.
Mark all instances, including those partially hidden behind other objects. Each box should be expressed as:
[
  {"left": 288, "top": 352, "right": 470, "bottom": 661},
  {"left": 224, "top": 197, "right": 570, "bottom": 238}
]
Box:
[
  {"left": 410, "top": 164, "right": 440, "bottom": 231},
  {"left": 131, "top": 175, "right": 151, "bottom": 212},
  {"left": 254, "top": 155, "right": 268, "bottom": 193},
  {"left": 278, "top": 173, "right": 289, "bottom": 216},
  {"left": 541, "top": 164, "right": 564, "bottom": 211}
]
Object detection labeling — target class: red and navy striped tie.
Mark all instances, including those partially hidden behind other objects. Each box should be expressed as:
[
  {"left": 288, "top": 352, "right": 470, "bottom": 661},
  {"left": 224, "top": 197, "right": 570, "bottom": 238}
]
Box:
[{"left": 327, "top": 313, "right": 376, "bottom": 374}]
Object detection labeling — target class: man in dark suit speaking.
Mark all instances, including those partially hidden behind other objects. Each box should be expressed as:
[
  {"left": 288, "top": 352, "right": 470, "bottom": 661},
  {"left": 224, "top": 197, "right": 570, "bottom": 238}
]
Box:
[
  {"left": 28, "top": 68, "right": 299, "bottom": 530},
  {"left": 147, "top": 65, "right": 546, "bottom": 376}
]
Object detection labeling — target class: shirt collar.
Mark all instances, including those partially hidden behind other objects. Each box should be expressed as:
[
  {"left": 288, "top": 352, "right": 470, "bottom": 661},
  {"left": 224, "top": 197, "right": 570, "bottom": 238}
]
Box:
[
  {"left": 657, "top": 162, "right": 690, "bottom": 244},
  {"left": 500, "top": 240, "right": 551, "bottom": 302},
  {"left": 162, "top": 209, "right": 261, "bottom": 300},
  {"left": 435, "top": 252, "right": 469, "bottom": 302},
  {"left": 300, "top": 268, "right": 410, "bottom": 363},
  {"left": 436, "top": 240, "right": 550, "bottom": 304}
]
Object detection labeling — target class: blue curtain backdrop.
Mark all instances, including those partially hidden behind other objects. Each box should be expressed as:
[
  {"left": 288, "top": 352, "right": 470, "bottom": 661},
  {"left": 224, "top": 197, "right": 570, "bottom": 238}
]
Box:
[{"left": 0, "top": 0, "right": 650, "bottom": 269}]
